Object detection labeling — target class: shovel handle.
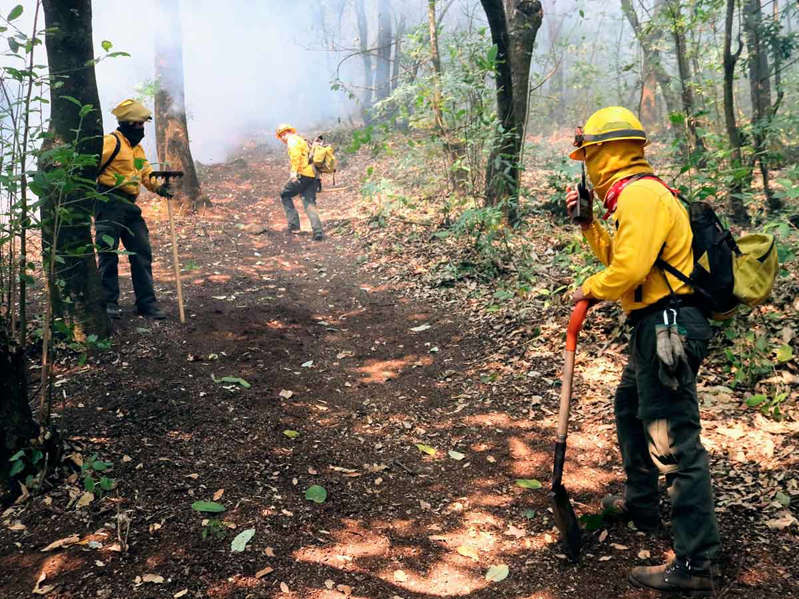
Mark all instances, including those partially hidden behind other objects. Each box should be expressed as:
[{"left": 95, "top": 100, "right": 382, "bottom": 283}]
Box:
[{"left": 557, "top": 300, "right": 591, "bottom": 440}]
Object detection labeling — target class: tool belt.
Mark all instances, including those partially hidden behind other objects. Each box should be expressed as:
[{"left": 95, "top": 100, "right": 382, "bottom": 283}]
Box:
[{"left": 627, "top": 294, "right": 704, "bottom": 327}]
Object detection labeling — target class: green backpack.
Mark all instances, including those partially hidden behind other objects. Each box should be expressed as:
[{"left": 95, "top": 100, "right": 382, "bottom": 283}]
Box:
[{"left": 310, "top": 137, "right": 337, "bottom": 174}]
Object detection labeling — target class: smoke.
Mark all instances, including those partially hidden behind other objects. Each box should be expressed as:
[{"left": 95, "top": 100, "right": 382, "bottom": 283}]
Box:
[{"left": 90, "top": 0, "right": 359, "bottom": 163}]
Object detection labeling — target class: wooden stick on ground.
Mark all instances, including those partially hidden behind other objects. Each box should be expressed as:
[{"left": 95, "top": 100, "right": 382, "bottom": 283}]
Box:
[{"left": 165, "top": 197, "right": 185, "bottom": 323}]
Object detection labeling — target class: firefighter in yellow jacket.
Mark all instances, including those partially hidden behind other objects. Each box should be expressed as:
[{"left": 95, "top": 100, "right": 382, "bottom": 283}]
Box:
[
  {"left": 275, "top": 123, "right": 323, "bottom": 240},
  {"left": 96, "top": 99, "right": 171, "bottom": 319},
  {"left": 565, "top": 107, "right": 720, "bottom": 594}
]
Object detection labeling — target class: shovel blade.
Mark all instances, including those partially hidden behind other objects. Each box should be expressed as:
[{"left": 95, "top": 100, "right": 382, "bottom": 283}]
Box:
[{"left": 550, "top": 482, "right": 582, "bottom": 562}]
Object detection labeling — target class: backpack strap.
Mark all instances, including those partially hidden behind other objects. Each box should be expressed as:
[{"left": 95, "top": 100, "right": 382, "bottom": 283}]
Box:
[
  {"left": 602, "top": 173, "right": 680, "bottom": 220},
  {"left": 97, "top": 132, "right": 122, "bottom": 177}
]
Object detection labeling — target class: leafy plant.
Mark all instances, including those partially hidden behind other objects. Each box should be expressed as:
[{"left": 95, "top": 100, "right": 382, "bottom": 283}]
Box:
[{"left": 81, "top": 453, "right": 114, "bottom": 496}]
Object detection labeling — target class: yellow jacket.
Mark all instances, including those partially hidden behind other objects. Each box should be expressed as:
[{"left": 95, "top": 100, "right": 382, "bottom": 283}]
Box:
[
  {"left": 580, "top": 146, "right": 694, "bottom": 313},
  {"left": 97, "top": 131, "right": 159, "bottom": 197},
  {"left": 285, "top": 133, "right": 316, "bottom": 178}
]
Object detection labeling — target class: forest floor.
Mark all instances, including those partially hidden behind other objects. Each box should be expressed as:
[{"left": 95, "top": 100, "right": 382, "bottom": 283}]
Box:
[{"left": 1, "top": 142, "right": 797, "bottom": 599}]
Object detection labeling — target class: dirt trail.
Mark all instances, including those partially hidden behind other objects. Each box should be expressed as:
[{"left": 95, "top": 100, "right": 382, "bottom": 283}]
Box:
[{"left": 0, "top": 149, "right": 796, "bottom": 599}]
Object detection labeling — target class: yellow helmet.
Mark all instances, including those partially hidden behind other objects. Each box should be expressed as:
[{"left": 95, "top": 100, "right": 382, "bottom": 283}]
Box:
[
  {"left": 569, "top": 106, "right": 647, "bottom": 160},
  {"left": 275, "top": 123, "right": 296, "bottom": 139},
  {"left": 111, "top": 98, "right": 152, "bottom": 123}
]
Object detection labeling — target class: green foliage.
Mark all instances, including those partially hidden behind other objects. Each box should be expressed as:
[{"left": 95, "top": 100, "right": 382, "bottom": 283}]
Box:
[
  {"left": 81, "top": 453, "right": 115, "bottom": 497},
  {"left": 745, "top": 390, "right": 789, "bottom": 420}
]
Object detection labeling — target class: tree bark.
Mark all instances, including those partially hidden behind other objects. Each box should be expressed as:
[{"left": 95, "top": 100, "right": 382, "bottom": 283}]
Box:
[
  {"left": 480, "top": 0, "right": 543, "bottom": 225},
  {"left": 0, "top": 319, "right": 36, "bottom": 498},
  {"left": 744, "top": 0, "right": 780, "bottom": 210},
  {"left": 41, "top": 0, "right": 110, "bottom": 339},
  {"left": 154, "top": 0, "right": 206, "bottom": 211},
  {"left": 723, "top": 0, "right": 750, "bottom": 224},
  {"left": 354, "top": 0, "right": 373, "bottom": 123},
  {"left": 375, "top": 0, "right": 392, "bottom": 101},
  {"left": 391, "top": 14, "right": 406, "bottom": 92}
]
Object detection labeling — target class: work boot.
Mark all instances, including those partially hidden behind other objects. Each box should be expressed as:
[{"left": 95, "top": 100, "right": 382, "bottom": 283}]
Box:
[
  {"left": 601, "top": 494, "right": 661, "bottom": 533},
  {"left": 137, "top": 304, "right": 166, "bottom": 320},
  {"left": 629, "top": 557, "right": 714, "bottom": 595},
  {"left": 106, "top": 303, "right": 122, "bottom": 319},
  {"left": 286, "top": 226, "right": 300, "bottom": 234}
]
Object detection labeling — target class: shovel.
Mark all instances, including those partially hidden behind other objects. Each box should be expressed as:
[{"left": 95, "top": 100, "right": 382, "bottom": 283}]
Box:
[{"left": 550, "top": 299, "right": 591, "bottom": 562}]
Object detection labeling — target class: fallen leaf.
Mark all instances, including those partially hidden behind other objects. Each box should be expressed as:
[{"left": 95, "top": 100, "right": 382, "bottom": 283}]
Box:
[
  {"left": 32, "top": 571, "right": 55, "bottom": 595},
  {"left": 638, "top": 549, "right": 651, "bottom": 559},
  {"left": 191, "top": 500, "right": 226, "bottom": 513},
  {"left": 598, "top": 529, "right": 608, "bottom": 543},
  {"left": 336, "top": 584, "right": 353, "bottom": 596},
  {"left": 305, "top": 485, "right": 328, "bottom": 503},
  {"left": 283, "top": 430, "right": 300, "bottom": 439},
  {"left": 231, "top": 528, "right": 256, "bottom": 552},
  {"left": 8, "top": 521, "right": 26, "bottom": 531},
  {"left": 174, "top": 590, "right": 188, "bottom": 598},
  {"left": 279, "top": 389, "right": 294, "bottom": 399},
  {"left": 76, "top": 492, "right": 94, "bottom": 508},
  {"left": 301, "top": 360, "right": 314, "bottom": 368},
  {"left": 393, "top": 569, "right": 408, "bottom": 582},
  {"left": 213, "top": 488, "right": 225, "bottom": 501},
  {"left": 610, "top": 543, "right": 629, "bottom": 550},
  {"left": 598, "top": 555, "right": 612, "bottom": 562},
  {"left": 280, "top": 581, "right": 290, "bottom": 593},
  {"left": 766, "top": 511, "right": 798, "bottom": 530},
  {"left": 485, "top": 564, "right": 509, "bottom": 582},
  {"left": 415, "top": 443, "right": 437, "bottom": 456},
  {"left": 41, "top": 534, "right": 80, "bottom": 552},
  {"left": 410, "top": 324, "right": 431, "bottom": 332},
  {"left": 255, "top": 566, "right": 274, "bottom": 578},
  {"left": 324, "top": 579, "right": 335, "bottom": 589},
  {"left": 265, "top": 546, "right": 276, "bottom": 557},
  {"left": 457, "top": 545, "right": 480, "bottom": 561},
  {"left": 515, "top": 479, "right": 542, "bottom": 490},
  {"left": 448, "top": 450, "right": 465, "bottom": 461},
  {"left": 142, "top": 573, "right": 165, "bottom": 584},
  {"left": 121, "top": 455, "right": 133, "bottom": 463}
]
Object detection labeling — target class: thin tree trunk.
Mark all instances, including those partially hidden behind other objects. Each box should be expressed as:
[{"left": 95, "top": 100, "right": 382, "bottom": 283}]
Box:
[
  {"left": 41, "top": 0, "right": 110, "bottom": 339},
  {"left": 391, "top": 14, "right": 406, "bottom": 92},
  {"left": 480, "top": 0, "right": 543, "bottom": 225},
  {"left": 723, "top": 0, "right": 750, "bottom": 224},
  {"left": 744, "top": 0, "right": 780, "bottom": 210},
  {"left": 354, "top": 0, "right": 373, "bottom": 123},
  {"left": 154, "top": 0, "right": 206, "bottom": 211},
  {"left": 667, "top": 0, "right": 708, "bottom": 161},
  {"left": 375, "top": 0, "right": 392, "bottom": 101}
]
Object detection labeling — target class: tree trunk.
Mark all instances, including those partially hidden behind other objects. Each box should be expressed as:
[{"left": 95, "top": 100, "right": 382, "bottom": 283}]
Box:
[
  {"left": 0, "top": 319, "right": 36, "bottom": 499},
  {"left": 480, "top": 0, "right": 543, "bottom": 225},
  {"left": 41, "top": 0, "right": 110, "bottom": 339},
  {"left": 666, "top": 0, "right": 707, "bottom": 160},
  {"left": 621, "top": 0, "right": 680, "bottom": 129},
  {"left": 391, "top": 14, "right": 406, "bottom": 92},
  {"left": 154, "top": 0, "right": 206, "bottom": 211},
  {"left": 375, "top": 0, "right": 392, "bottom": 102},
  {"left": 744, "top": 0, "right": 780, "bottom": 210},
  {"left": 723, "top": 0, "right": 750, "bottom": 224},
  {"left": 354, "top": 0, "right": 373, "bottom": 123}
]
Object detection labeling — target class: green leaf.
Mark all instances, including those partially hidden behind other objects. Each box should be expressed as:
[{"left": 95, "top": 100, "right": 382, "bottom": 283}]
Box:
[
  {"left": 485, "top": 564, "right": 509, "bottom": 582},
  {"left": 92, "top": 460, "right": 110, "bottom": 472},
  {"left": 99, "top": 476, "right": 114, "bottom": 491},
  {"left": 101, "top": 234, "right": 115, "bottom": 248},
  {"left": 774, "top": 491, "right": 791, "bottom": 507},
  {"left": 83, "top": 476, "right": 95, "bottom": 492},
  {"left": 415, "top": 443, "right": 437, "bottom": 456},
  {"left": 283, "top": 430, "right": 300, "bottom": 439},
  {"left": 775, "top": 344, "right": 794, "bottom": 363},
  {"left": 191, "top": 500, "right": 226, "bottom": 513},
  {"left": 523, "top": 509, "right": 537, "bottom": 519},
  {"left": 230, "top": 528, "right": 255, "bottom": 552},
  {"left": 7, "top": 5, "right": 23, "bottom": 21},
  {"left": 101, "top": 40, "right": 112, "bottom": 52},
  {"left": 305, "top": 485, "right": 327, "bottom": 503},
  {"left": 580, "top": 513, "right": 605, "bottom": 531},
  {"left": 211, "top": 374, "right": 251, "bottom": 388},
  {"left": 9, "top": 459, "right": 25, "bottom": 478},
  {"left": 515, "top": 479, "right": 542, "bottom": 490},
  {"left": 745, "top": 394, "right": 767, "bottom": 407},
  {"left": 8, "top": 450, "right": 25, "bottom": 462},
  {"left": 448, "top": 450, "right": 465, "bottom": 461}
]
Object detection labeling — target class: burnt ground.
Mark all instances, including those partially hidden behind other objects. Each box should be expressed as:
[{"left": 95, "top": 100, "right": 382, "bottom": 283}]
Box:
[{"left": 1, "top": 146, "right": 797, "bottom": 599}]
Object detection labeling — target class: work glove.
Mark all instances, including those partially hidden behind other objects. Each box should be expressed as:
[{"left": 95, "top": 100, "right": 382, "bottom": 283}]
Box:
[
  {"left": 655, "top": 310, "right": 690, "bottom": 390},
  {"left": 156, "top": 184, "right": 173, "bottom": 199}
]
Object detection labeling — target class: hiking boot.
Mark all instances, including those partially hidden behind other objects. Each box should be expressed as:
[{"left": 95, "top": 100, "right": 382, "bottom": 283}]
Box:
[
  {"left": 286, "top": 226, "right": 300, "bottom": 234},
  {"left": 629, "top": 557, "right": 714, "bottom": 595},
  {"left": 312, "top": 232, "right": 324, "bottom": 241},
  {"left": 601, "top": 494, "right": 661, "bottom": 533},
  {"left": 106, "top": 303, "right": 122, "bottom": 319},
  {"left": 137, "top": 304, "right": 166, "bottom": 320}
]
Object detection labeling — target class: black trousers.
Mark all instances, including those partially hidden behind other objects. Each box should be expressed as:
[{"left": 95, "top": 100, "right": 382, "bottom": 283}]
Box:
[
  {"left": 94, "top": 187, "right": 156, "bottom": 309},
  {"left": 280, "top": 175, "right": 323, "bottom": 234}
]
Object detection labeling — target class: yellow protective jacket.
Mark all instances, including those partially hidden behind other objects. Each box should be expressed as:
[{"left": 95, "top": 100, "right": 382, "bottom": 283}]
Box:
[
  {"left": 97, "top": 130, "right": 159, "bottom": 197},
  {"left": 580, "top": 143, "right": 694, "bottom": 313},
  {"left": 285, "top": 133, "right": 316, "bottom": 178}
]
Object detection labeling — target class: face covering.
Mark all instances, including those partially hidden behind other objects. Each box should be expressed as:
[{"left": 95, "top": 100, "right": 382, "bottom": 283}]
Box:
[
  {"left": 117, "top": 122, "right": 145, "bottom": 146},
  {"left": 584, "top": 140, "right": 653, "bottom": 202}
]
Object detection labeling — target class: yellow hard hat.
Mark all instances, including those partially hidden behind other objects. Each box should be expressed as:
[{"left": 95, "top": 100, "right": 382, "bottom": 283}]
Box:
[
  {"left": 111, "top": 98, "right": 152, "bottom": 123},
  {"left": 569, "top": 106, "right": 647, "bottom": 160},
  {"left": 275, "top": 123, "right": 296, "bottom": 139}
]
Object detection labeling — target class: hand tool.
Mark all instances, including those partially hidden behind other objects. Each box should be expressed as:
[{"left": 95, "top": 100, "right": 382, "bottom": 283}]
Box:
[{"left": 149, "top": 171, "right": 185, "bottom": 323}]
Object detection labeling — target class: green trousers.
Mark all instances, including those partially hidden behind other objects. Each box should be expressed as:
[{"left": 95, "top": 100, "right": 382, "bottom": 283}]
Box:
[{"left": 614, "top": 305, "right": 721, "bottom": 561}]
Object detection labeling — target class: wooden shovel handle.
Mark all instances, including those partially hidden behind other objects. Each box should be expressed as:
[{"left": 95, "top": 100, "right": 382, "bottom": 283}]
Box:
[{"left": 557, "top": 300, "right": 591, "bottom": 440}]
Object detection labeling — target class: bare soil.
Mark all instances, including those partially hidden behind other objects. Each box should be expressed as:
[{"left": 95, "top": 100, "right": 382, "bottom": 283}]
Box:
[{"left": 1, "top": 147, "right": 797, "bottom": 599}]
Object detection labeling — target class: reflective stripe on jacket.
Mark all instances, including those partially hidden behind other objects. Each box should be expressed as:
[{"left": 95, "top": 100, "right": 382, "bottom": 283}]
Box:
[{"left": 97, "top": 131, "right": 159, "bottom": 197}]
